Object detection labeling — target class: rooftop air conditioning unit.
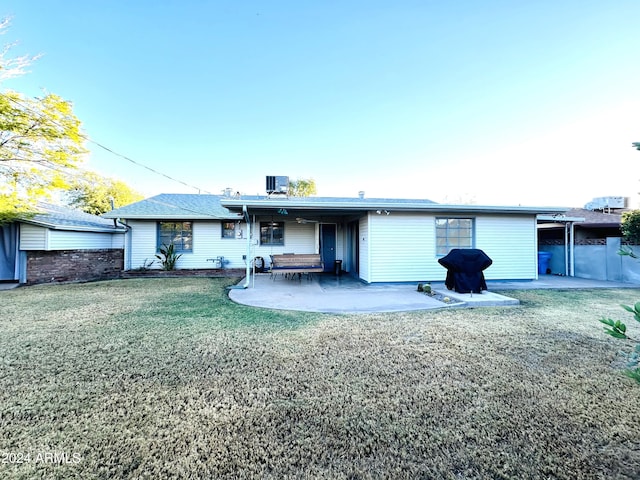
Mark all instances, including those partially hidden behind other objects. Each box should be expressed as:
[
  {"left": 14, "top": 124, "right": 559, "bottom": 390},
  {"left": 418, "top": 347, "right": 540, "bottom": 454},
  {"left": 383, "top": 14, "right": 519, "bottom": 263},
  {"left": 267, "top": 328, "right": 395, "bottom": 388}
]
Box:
[
  {"left": 585, "top": 196, "right": 628, "bottom": 210},
  {"left": 266, "top": 176, "right": 289, "bottom": 195}
]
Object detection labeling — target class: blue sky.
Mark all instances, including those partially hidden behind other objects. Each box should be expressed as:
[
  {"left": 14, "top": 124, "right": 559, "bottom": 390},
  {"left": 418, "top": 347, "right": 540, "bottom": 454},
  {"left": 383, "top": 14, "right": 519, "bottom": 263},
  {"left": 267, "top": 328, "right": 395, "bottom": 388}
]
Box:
[{"left": 2, "top": 1, "right": 640, "bottom": 207}]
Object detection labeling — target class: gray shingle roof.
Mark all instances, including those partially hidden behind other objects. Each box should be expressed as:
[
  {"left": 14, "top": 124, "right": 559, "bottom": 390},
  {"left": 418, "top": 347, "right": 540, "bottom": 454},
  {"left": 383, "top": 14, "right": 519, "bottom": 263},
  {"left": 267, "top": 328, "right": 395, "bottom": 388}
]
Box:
[
  {"left": 102, "top": 193, "right": 241, "bottom": 220},
  {"left": 24, "top": 203, "right": 125, "bottom": 232},
  {"left": 233, "top": 195, "right": 438, "bottom": 205},
  {"left": 102, "top": 193, "right": 569, "bottom": 219}
]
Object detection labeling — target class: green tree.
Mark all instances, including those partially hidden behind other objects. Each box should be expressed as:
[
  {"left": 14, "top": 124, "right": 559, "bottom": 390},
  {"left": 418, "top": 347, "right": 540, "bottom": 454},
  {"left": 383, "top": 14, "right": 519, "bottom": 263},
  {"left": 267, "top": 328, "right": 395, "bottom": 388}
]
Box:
[
  {"left": 0, "top": 19, "right": 86, "bottom": 223},
  {"left": 621, "top": 210, "right": 640, "bottom": 244},
  {"left": 66, "top": 171, "right": 143, "bottom": 215},
  {"left": 288, "top": 178, "right": 317, "bottom": 197},
  {"left": 619, "top": 210, "right": 640, "bottom": 258},
  {"left": 633, "top": 142, "right": 639, "bottom": 150}
]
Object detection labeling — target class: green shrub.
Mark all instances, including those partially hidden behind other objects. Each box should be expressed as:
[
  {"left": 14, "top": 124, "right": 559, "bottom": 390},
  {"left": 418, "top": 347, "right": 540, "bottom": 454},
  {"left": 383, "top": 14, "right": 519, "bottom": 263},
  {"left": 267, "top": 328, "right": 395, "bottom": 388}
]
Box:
[
  {"left": 155, "top": 243, "right": 182, "bottom": 270},
  {"left": 600, "top": 302, "right": 640, "bottom": 383}
]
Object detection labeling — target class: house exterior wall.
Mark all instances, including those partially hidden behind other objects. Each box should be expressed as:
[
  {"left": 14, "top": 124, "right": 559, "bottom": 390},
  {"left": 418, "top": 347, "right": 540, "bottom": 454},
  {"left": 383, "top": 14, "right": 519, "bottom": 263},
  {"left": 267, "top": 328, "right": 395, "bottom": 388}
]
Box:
[
  {"left": 252, "top": 218, "right": 317, "bottom": 262},
  {"left": 47, "top": 229, "right": 124, "bottom": 250},
  {"left": 18, "top": 224, "right": 47, "bottom": 250},
  {"left": 364, "top": 212, "right": 537, "bottom": 283},
  {"left": 19, "top": 224, "right": 124, "bottom": 251},
  {"left": 127, "top": 220, "right": 245, "bottom": 269},
  {"left": 25, "top": 249, "right": 124, "bottom": 285},
  {"left": 367, "top": 212, "right": 434, "bottom": 282},
  {"left": 128, "top": 220, "right": 158, "bottom": 268},
  {"left": 126, "top": 219, "right": 318, "bottom": 270},
  {"left": 475, "top": 214, "right": 537, "bottom": 280},
  {"left": 124, "top": 212, "right": 539, "bottom": 282}
]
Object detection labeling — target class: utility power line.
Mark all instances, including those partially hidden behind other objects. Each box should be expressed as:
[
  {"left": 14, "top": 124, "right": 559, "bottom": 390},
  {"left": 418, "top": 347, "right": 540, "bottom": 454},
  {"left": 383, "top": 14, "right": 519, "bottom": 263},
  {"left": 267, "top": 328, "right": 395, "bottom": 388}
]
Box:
[{"left": 0, "top": 91, "right": 213, "bottom": 194}]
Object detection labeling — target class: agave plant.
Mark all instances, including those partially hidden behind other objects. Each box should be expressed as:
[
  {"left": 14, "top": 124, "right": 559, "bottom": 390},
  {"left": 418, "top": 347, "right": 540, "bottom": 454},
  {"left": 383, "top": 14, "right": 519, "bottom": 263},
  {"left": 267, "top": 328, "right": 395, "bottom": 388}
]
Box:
[{"left": 155, "top": 243, "right": 182, "bottom": 270}]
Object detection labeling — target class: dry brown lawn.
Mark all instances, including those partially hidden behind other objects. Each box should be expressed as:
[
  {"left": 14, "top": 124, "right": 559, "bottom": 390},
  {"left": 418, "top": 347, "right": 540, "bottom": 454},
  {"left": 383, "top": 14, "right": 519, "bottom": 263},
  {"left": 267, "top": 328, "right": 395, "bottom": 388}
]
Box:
[{"left": 1, "top": 278, "right": 639, "bottom": 479}]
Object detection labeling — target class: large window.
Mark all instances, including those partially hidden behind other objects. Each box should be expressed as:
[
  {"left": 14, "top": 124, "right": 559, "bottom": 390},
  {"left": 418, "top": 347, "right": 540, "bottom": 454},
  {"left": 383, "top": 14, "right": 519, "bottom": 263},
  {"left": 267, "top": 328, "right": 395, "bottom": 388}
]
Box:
[
  {"left": 260, "top": 221, "right": 284, "bottom": 245},
  {"left": 436, "top": 218, "right": 473, "bottom": 255},
  {"left": 157, "top": 222, "right": 193, "bottom": 252}
]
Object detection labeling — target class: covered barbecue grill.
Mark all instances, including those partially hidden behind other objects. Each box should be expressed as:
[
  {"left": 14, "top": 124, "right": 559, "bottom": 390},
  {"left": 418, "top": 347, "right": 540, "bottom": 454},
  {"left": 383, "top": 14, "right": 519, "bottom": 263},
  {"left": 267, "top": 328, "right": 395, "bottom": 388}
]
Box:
[{"left": 438, "top": 248, "right": 493, "bottom": 294}]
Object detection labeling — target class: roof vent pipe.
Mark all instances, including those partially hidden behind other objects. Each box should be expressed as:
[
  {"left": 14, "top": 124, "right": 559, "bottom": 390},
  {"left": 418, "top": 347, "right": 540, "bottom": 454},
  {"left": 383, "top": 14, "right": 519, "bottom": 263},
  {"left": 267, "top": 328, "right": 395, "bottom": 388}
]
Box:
[{"left": 358, "top": 191, "right": 365, "bottom": 199}]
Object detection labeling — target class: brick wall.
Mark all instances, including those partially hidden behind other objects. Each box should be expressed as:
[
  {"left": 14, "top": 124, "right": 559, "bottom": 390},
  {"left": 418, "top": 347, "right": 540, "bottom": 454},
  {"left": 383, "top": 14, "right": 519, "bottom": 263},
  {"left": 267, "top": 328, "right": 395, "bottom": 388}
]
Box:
[{"left": 26, "top": 249, "right": 124, "bottom": 285}]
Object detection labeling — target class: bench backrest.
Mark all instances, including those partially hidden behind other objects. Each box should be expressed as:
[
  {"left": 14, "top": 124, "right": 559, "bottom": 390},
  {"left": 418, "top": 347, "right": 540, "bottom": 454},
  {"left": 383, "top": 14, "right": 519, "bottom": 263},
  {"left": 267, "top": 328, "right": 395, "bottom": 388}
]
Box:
[{"left": 271, "top": 254, "right": 322, "bottom": 267}]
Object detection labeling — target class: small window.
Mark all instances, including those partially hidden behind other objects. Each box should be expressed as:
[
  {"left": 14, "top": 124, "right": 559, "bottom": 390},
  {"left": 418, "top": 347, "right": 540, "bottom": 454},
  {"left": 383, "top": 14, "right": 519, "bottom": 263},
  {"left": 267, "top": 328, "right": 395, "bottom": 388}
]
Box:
[
  {"left": 157, "top": 221, "right": 193, "bottom": 252},
  {"left": 436, "top": 218, "right": 473, "bottom": 255},
  {"left": 222, "top": 221, "right": 237, "bottom": 239},
  {"left": 260, "top": 221, "right": 284, "bottom": 245}
]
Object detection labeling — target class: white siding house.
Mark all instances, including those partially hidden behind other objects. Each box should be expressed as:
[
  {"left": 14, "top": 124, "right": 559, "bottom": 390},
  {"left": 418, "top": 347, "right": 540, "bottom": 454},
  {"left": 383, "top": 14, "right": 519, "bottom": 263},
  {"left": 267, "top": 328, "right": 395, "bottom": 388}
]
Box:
[
  {"left": 104, "top": 193, "right": 568, "bottom": 283},
  {"left": 350, "top": 212, "right": 538, "bottom": 283}
]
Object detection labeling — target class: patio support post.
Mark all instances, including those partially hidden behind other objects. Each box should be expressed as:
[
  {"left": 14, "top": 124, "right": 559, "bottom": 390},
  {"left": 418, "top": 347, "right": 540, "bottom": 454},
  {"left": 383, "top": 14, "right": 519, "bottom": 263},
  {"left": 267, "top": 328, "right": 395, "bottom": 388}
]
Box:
[
  {"left": 230, "top": 205, "right": 252, "bottom": 289},
  {"left": 569, "top": 221, "right": 575, "bottom": 277},
  {"left": 244, "top": 205, "right": 251, "bottom": 287},
  {"left": 565, "top": 222, "right": 569, "bottom": 276},
  {"left": 563, "top": 221, "right": 576, "bottom": 277}
]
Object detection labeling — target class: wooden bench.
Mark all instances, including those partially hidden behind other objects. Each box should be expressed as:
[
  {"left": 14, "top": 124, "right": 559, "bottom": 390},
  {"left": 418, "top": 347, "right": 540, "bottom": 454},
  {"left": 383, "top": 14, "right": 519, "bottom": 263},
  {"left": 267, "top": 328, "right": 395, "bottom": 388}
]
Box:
[{"left": 270, "top": 254, "right": 324, "bottom": 281}]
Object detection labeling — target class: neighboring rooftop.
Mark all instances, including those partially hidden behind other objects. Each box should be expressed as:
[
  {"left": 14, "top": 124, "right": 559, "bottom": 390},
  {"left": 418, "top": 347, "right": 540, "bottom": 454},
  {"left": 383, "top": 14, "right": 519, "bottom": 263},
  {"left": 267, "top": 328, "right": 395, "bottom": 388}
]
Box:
[{"left": 565, "top": 207, "right": 624, "bottom": 227}]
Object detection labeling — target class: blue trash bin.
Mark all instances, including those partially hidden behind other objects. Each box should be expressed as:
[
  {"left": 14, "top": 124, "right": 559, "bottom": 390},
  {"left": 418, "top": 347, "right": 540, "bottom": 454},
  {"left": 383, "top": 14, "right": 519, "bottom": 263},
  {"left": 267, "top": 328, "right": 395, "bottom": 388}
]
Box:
[{"left": 538, "top": 251, "right": 552, "bottom": 274}]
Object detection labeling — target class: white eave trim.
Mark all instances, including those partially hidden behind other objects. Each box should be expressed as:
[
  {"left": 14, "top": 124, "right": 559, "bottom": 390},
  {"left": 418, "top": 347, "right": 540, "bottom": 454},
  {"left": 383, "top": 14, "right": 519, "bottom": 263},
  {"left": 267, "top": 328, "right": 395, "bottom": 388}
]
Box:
[
  {"left": 21, "top": 220, "right": 127, "bottom": 233},
  {"left": 100, "top": 214, "right": 243, "bottom": 220},
  {"left": 537, "top": 215, "right": 586, "bottom": 222},
  {"left": 221, "top": 198, "right": 569, "bottom": 215}
]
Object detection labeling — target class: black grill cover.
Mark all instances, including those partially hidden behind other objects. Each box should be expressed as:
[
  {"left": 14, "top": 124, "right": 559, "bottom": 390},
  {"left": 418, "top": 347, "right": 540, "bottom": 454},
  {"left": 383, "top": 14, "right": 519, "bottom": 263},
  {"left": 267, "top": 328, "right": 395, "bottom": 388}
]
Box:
[{"left": 438, "top": 249, "right": 493, "bottom": 293}]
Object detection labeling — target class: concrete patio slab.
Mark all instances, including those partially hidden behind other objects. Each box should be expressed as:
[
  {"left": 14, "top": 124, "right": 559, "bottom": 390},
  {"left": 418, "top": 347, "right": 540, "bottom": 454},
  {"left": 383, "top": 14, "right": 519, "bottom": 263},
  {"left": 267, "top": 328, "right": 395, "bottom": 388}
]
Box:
[
  {"left": 228, "top": 274, "right": 521, "bottom": 314},
  {"left": 432, "top": 289, "right": 521, "bottom": 308}
]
